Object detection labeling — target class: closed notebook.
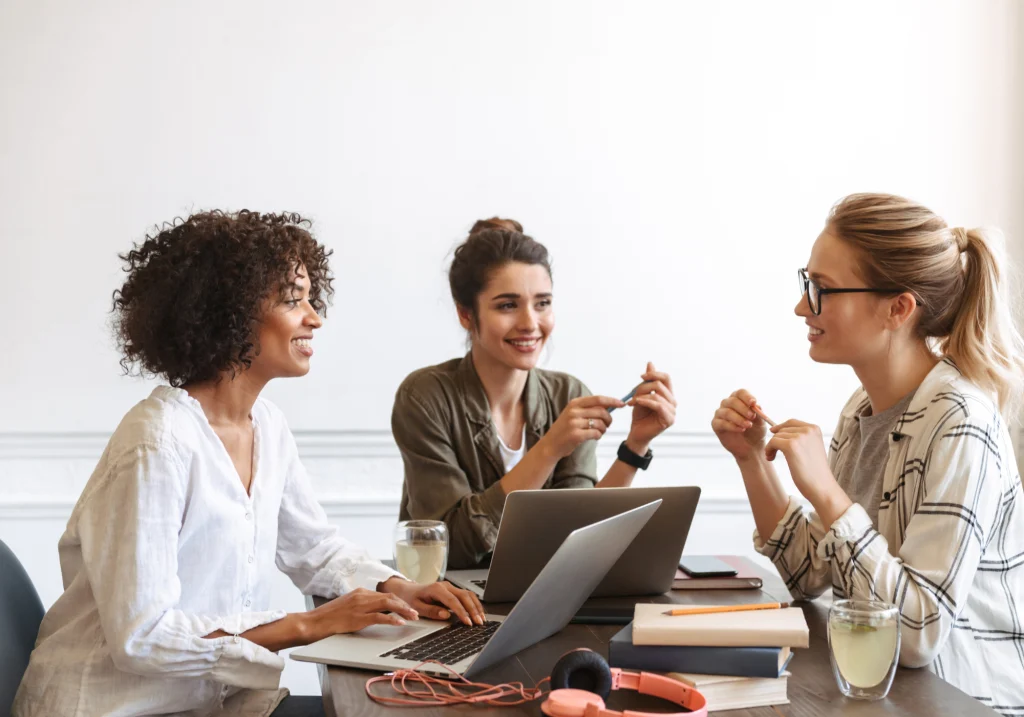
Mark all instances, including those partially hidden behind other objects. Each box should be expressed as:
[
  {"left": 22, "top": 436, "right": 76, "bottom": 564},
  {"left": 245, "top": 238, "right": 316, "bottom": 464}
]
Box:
[
  {"left": 632, "top": 603, "right": 809, "bottom": 649},
  {"left": 672, "top": 555, "right": 763, "bottom": 590},
  {"left": 608, "top": 623, "right": 792, "bottom": 679},
  {"left": 667, "top": 671, "right": 790, "bottom": 712}
]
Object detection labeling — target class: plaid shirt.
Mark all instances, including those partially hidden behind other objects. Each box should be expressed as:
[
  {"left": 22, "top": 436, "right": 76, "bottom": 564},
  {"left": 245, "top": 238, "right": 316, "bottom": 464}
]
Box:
[{"left": 756, "top": 359, "right": 1024, "bottom": 715}]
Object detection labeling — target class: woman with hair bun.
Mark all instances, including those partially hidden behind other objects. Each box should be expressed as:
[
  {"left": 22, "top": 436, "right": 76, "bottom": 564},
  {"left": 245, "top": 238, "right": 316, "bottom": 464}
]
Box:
[{"left": 392, "top": 218, "right": 677, "bottom": 570}]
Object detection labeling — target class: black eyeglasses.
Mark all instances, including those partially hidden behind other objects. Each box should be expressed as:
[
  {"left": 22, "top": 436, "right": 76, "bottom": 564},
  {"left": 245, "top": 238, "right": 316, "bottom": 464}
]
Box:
[{"left": 797, "top": 268, "right": 905, "bottom": 316}]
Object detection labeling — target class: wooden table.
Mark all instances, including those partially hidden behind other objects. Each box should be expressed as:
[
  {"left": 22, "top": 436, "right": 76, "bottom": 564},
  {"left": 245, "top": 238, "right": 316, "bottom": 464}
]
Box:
[{"left": 311, "top": 569, "right": 998, "bottom": 716}]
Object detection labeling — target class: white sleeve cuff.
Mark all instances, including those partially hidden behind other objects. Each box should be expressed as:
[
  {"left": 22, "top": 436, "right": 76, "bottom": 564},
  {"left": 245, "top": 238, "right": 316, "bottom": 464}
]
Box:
[
  {"left": 203, "top": 609, "right": 288, "bottom": 690},
  {"left": 208, "top": 634, "right": 286, "bottom": 690},
  {"left": 202, "top": 610, "right": 287, "bottom": 637},
  {"left": 326, "top": 560, "right": 405, "bottom": 597}
]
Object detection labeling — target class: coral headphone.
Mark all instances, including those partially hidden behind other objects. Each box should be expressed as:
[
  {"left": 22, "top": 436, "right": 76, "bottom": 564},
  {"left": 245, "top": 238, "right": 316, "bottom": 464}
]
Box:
[
  {"left": 544, "top": 648, "right": 708, "bottom": 717},
  {"left": 365, "top": 647, "right": 707, "bottom": 716}
]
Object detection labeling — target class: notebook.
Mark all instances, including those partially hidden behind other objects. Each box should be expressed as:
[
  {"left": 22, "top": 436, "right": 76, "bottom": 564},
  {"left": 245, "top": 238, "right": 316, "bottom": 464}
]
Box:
[
  {"left": 667, "top": 670, "right": 790, "bottom": 711},
  {"left": 608, "top": 623, "right": 792, "bottom": 678},
  {"left": 632, "top": 603, "right": 809, "bottom": 648},
  {"left": 672, "top": 555, "right": 763, "bottom": 590}
]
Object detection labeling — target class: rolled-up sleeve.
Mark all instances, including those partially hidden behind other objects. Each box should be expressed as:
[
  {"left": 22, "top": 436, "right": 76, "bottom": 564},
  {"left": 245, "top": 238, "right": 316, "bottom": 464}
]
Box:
[
  {"left": 753, "top": 496, "right": 832, "bottom": 601},
  {"left": 276, "top": 444, "right": 401, "bottom": 597},
  {"left": 815, "top": 424, "right": 1004, "bottom": 668},
  {"left": 78, "top": 444, "right": 286, "bottom": 690},
  {"left": 547, "top": 381, "right": 597, "bottom": 491},
  {"left": 548, "top": 437, "right": 597, "bottom": 491}
]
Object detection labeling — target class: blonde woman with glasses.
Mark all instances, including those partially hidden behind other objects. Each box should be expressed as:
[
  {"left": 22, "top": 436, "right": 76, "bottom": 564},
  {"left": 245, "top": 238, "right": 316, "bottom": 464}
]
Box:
[{"left": 712, "top": 194, "right": 1024, "bottom": 714}]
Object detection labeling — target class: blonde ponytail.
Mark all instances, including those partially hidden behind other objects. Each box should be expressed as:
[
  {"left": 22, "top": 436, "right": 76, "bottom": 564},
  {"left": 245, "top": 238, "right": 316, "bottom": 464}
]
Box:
[
  {"left": 940, "top": 227, "right": 1024, "bottom": 415},
  {"left": 827, "top": 194, "right": 1024, "bottom": 416}
]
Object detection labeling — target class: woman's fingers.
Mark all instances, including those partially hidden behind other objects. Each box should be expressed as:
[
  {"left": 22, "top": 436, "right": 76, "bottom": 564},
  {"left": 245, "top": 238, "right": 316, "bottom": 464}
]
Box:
[
  {"left": 631, "top": 394, "right": 675, "bottom": 426},
  {"left": 377, "top": 594, "right": 418, "bottom": 620},
  {"left": 765, "top": 434, "right": 793, "bottom": 462},
  {"left": 641, "top": 363, "right": 674, "bottom": 394},
  {"left": 722, "top": 396, "right": 757, "bottom": 421},
  {"left": 453, "top": 587, "right": 486, "bottom": 625},
  {"left": 370, "top": 612, "right": 408, "bottom": 628},
  {"left": 574, "top": 395, "right": 627, "bottom": 410},
  {"left": 712, "top": 417, "right": 747, "bottom": 434},
  {"left": 715, "top": 406, "right": 753, "bottom": 430},
  {"left": 575, "top": 418, "right": 608, "bottom": 438},
  {"left": 631, "top": 380, "right": 673, "bottom": 407},
  {"left": 733, "top": 388, "right": 758, "bottom": 407},
  {"left": 575, "top": 407, "right": 614, "bottom": 426},
  {"left": 419, "top": 585, "right": 473, "bottom": 625}
]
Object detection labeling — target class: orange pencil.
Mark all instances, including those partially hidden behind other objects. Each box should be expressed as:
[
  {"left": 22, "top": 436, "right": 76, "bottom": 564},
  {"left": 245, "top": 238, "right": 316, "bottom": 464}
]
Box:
[
  {"left": 662, "top": 601, "right": 790, "bottom": 616},
  {"left": 752, "top": 405, "right": 777, "bottom": 427}
]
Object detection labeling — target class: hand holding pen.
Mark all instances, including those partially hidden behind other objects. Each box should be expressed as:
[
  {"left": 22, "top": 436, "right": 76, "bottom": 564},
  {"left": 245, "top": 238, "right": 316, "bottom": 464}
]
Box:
[
  {"left": 609, "top": 362, "right": 677, "bottom": 450},
  {"left": 711, "top": 389, "right": 776, "bottom": 462}
]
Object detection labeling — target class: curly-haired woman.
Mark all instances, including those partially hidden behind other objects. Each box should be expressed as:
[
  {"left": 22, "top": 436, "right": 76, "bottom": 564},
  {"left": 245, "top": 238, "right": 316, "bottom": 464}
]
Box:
[{"left": 13, "top": 211, "right": 484, "bottom": 717}]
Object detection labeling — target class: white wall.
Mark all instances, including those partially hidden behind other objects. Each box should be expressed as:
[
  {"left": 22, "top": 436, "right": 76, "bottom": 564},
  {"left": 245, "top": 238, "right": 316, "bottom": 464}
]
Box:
[{"left": 1, "top": 0, "right": 1021, "bottom": 696}]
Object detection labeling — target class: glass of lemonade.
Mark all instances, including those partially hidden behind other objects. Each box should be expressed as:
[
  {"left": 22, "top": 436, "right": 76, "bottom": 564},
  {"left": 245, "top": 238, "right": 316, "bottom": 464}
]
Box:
[
  {"left": 828, "top": 599, "right": 901, "bottom": 700},
  {"left": 393, "top": 520, "right": 449, "bottom": 585}
]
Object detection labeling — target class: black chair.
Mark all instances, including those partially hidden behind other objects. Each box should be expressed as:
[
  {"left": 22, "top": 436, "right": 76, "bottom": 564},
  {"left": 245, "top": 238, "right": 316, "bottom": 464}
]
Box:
[{"left": 0, "top": 539, "right": 44, "bottom": 717}]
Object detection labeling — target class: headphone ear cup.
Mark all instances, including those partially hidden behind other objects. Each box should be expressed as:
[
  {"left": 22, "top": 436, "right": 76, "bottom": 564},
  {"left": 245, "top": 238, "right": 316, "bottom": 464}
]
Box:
[{"left": 550, "top": 649, "right": 613, "bottom": 700}]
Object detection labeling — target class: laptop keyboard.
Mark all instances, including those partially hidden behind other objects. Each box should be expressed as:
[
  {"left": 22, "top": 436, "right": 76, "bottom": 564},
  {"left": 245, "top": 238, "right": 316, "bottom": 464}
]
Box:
[{"left": 380, "top": 620, "right": 501, "bottom": 665}]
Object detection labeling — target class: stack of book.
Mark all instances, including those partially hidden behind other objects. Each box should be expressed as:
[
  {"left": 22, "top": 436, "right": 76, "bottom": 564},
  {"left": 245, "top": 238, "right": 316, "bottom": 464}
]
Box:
[{"left": 608, "top": 603, "right": 809, "bottom": 712}]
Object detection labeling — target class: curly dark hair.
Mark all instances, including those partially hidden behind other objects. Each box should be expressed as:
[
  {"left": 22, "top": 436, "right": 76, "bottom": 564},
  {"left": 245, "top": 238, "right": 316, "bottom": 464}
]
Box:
[{"left": 112, "top": 210, "right": 334, "bottom": 387}]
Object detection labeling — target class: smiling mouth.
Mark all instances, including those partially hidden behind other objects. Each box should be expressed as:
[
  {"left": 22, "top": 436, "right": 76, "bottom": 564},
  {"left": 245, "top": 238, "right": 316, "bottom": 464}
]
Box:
[
  {"left": 506, "top": 337, "right": 542, "bottom": 351},
  {"left": 292, "top": 338, "right": 313, "bottom": 356}
]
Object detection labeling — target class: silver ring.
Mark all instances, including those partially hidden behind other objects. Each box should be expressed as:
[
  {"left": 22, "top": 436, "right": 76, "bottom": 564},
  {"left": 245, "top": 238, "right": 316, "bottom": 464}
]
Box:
[{"left": 588, "top": 418, "right": 594, "bottom": 429}]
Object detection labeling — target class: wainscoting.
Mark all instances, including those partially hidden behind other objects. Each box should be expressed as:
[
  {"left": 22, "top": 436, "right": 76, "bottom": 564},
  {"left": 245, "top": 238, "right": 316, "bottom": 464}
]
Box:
[{"left": 0, "top": 429, "right": 779, "bottom": 695}]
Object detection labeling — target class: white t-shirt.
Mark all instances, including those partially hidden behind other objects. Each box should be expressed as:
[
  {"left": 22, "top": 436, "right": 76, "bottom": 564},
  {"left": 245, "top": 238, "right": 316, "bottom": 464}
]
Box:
[
  {"left": 14, "top": 386, "right": 400, "bottom": 717},
  {"left": 495, "top": 424, "right": 527, "bottom": 472}
]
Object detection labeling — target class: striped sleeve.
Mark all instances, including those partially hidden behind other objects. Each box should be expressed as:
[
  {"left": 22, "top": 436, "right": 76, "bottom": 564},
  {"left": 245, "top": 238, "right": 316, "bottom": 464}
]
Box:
[
  {"left": 754, "top": 496, "right": 833, "bottom": 600},
  {"left": 817, "top": 408, "right": 1007, "bottom": 668}
]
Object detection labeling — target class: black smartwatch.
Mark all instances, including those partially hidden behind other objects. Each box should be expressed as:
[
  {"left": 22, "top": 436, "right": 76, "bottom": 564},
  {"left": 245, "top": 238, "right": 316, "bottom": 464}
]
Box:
[{"left": 616, "top": 441, "right": 653, "bottom": 470}]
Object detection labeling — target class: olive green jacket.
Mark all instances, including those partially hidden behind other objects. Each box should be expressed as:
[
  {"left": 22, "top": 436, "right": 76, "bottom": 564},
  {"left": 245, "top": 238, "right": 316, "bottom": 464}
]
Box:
[{"left": 392, "top": 354, "right": 597, "bottom": 569}]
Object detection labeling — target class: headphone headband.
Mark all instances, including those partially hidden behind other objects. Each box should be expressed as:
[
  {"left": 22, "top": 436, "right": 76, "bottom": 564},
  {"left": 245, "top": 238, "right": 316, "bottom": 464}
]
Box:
[{"left": 543, "top": 649, "right": 707, "bottom": 717}]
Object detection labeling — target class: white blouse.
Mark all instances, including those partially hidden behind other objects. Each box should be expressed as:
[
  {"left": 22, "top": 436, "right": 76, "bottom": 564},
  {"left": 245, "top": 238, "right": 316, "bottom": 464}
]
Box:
[{"left": 13, "top": 386, "right": 400, "bottom": 717}]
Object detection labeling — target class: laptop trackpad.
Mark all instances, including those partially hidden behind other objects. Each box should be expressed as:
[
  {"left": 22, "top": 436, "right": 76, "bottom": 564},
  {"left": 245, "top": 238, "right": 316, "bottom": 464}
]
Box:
[
  {"left": 324, "top": 619, "right": 440, "bottom": 651},
  {"left": 359, "top": 622, "right": 430, "bottom": 641}
]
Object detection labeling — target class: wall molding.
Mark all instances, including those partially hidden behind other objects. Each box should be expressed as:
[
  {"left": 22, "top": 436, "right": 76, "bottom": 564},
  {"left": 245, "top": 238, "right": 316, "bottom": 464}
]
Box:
[
  {"left": 0, "top": 493, "right": 754, "bottom": 521},
  {"left": 0, "top": 429, "right": 757, "bottom": 520},
  {"left": 0, "top": 429, "right": 728, "bottom": 461}
]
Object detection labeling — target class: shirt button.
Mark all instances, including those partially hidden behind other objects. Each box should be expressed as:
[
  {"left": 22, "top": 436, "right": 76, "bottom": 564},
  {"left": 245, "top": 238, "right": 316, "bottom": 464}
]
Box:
[
  {"left": 245, "top": 512, "right": 252, "bottom": 521},
  {"left": 248, "top": 555, "right": 254, "bottom": 564},
  {"left": 245, "top": 599, "right": 252, "bottom": 607}
]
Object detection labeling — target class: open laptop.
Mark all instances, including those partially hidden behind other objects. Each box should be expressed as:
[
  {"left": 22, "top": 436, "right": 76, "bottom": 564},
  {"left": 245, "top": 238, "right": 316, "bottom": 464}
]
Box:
[
  {"left": 448, "top": 486, "right": 700, "bottom": 602},
  {"left": 289, "top": 499, "right": 660, "bottom": 678}
]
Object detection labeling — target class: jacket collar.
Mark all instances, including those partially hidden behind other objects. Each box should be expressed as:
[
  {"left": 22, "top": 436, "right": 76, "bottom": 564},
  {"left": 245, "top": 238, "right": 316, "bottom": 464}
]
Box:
[
  {"left": 457, "top": 353, "right": 549, "bottom": 477},
  {"left": 456, "top": 353, "right": 548, "bottom": 435},
  {"left": 840, "top": 357, "right": 963, "bottom": 441}
]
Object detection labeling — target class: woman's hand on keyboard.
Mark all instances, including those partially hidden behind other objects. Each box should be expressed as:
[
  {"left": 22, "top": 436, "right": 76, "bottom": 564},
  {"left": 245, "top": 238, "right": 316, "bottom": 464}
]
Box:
[
  {"left": 380, "top": 578, "right": 486, "bottom": 626},
  {"left": 305, "top": 588, "right": 420, "bottom": 641}
]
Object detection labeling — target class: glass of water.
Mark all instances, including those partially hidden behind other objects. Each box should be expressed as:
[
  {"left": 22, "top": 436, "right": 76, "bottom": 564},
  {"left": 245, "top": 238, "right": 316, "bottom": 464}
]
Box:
[
  {"left": 393, "top": 520, "right": 449, "bottom": 585},
  {"left": 828, "top": 599, "right": 901, "bottom": 700}
]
